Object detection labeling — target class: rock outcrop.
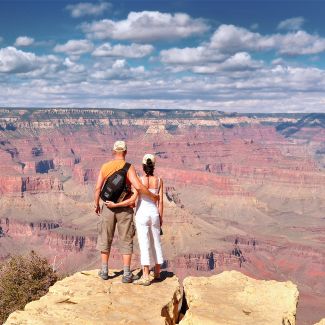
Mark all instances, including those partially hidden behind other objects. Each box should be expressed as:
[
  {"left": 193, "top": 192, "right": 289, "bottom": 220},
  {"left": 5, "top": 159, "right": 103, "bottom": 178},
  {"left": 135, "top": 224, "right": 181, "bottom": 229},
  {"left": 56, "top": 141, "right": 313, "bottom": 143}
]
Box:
[
  {"left": 5, "top": 270, "right": 302, "bottom": 325},
  {"left": 5, "top": 270, "right": 182, "bottom": 325},
  {"left": 314, "top": 320, "right": 325, "bottom": 325},
  {"left": 180, "top": 270, "right": 299, "bottom": 325}
]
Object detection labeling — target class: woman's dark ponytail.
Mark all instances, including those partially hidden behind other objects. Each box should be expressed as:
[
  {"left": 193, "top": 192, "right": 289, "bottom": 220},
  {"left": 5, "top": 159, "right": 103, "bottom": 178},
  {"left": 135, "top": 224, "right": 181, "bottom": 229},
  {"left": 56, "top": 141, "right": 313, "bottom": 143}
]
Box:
[{"left": 143, "top": 158, "right": 154, "bottom": 176}]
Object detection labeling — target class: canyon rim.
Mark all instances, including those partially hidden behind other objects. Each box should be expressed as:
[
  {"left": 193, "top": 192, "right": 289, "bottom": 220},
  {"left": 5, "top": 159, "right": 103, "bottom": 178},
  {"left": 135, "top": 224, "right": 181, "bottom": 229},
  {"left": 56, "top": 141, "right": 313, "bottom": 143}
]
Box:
[{"left": 0, "top": 108, "right": 324, "bottom": 324}]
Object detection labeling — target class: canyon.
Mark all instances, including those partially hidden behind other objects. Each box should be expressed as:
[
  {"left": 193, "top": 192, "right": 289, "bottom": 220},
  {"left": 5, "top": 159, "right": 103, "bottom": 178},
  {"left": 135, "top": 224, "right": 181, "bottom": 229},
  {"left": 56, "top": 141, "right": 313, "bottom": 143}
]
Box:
[{"left": 0, "top": 108, "right": 324, "bottom": 324}]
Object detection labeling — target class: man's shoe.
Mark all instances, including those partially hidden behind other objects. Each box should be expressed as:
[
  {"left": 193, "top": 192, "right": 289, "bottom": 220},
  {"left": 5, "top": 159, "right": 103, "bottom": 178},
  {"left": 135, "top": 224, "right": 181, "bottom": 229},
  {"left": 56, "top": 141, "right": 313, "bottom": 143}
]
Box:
[
  {"left": 122, "top": 273, "right": 140, "bottom": 283},
  {"left": 98, "top": 270, "right": 109, "bottom": 280},
  {"left": 133, "top": 276, "right": 151, "bottom": 286},
  {"left": 132, "top": 273, "right": 140, "bottom": 281}
]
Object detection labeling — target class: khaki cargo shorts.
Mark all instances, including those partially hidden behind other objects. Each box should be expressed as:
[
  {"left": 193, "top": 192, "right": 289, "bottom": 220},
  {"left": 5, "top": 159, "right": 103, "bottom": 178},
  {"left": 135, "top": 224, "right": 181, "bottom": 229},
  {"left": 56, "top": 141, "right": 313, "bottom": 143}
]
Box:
[{"left": 96, "top": 206, "right": 135, "bottom": 255}]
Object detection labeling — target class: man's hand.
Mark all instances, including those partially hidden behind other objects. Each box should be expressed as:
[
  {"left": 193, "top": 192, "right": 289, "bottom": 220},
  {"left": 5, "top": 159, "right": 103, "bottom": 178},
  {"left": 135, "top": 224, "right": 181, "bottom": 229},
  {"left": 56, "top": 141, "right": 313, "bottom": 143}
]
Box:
[
  {"left": 105, "top": 201, "right": 117, "bottom": 209},
  {"left": 151, "top": 193, "right": 159, "bottom": 203},
  {"left": 95, "top": 204, "right": 101, "bottom": 215}
]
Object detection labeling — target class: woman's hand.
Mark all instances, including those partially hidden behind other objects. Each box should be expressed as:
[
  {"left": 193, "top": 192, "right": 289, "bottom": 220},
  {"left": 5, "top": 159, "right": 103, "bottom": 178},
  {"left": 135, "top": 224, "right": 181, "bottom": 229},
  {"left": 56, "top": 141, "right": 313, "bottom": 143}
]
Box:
[{"left": 105, "top": 201, "right": 117, "bottom": 208}]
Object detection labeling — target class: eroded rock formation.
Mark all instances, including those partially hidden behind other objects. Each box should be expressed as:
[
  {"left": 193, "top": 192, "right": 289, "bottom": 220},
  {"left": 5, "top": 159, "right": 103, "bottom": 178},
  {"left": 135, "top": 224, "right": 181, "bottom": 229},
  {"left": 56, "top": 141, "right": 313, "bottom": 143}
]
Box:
[
  {"left": 180, "top": 271, "right": 299, "bottom": 325},
  {"left": 4, "top": 270, "right": 302, "bottom": 325},
  {"left": 5, "top": 270, "right": 182, "bottom": 325}
]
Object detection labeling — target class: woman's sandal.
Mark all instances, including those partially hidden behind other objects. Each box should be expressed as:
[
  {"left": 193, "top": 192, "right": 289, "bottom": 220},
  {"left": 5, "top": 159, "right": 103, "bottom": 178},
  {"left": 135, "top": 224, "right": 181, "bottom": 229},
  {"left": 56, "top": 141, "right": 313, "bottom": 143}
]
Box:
[
  {"left": 133, "top": 276, "right": 151, "bottom": 286},
  {"left": 153, "top": 273, "right": 162, "bottom": 282}
]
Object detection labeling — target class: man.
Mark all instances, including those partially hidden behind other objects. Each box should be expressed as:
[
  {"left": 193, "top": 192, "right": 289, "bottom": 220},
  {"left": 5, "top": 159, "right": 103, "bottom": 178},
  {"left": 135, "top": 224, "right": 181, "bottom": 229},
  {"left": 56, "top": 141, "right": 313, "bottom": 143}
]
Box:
[{"left": 94, "top": 140, "right": 158, "bottom": 283}]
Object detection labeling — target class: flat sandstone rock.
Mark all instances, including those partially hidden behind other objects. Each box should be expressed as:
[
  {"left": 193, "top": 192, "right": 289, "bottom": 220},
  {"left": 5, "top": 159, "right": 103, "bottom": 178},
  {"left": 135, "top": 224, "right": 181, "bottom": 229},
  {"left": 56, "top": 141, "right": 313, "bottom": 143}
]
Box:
[
  {"left": 180, "top": 270, "right": 299, "bottom": 325},
  {"left": 5, "top": 270, "right": 182, "bottom": 325}
]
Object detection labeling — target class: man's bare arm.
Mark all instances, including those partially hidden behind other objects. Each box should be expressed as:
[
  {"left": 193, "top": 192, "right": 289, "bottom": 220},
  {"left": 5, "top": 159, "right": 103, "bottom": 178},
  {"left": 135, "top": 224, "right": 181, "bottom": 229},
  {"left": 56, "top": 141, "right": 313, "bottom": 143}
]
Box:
[
  {"left": 94, "top": 171, "right": 105, "bottom": 214},
  {"left": 127, "top": 165, "right": 159, "bottom": 202},
  {"left": 106, "top": 189, "right": 138, "bottom": 208}
]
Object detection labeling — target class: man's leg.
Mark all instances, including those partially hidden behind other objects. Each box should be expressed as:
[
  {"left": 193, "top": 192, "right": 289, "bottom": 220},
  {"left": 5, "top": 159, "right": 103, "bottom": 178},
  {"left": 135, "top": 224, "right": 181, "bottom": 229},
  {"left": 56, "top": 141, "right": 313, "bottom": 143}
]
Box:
[
  {"left": 96, "top": 207, "right": 116, "bottom": 280},
  {"left": 101, "top": 251, "right": 110, "bottom": 264},
  {"left": 122, "top": 254, "right": 131, "bottom": 266},
  {"left": 122, "top": 254, "right": 132, "bottom": 278},
  {"left": 116, "top": 207, "right": 135, "bottom": 283},
  {"left": 100, "top": 251, "right": 110, "bottom": 277}
]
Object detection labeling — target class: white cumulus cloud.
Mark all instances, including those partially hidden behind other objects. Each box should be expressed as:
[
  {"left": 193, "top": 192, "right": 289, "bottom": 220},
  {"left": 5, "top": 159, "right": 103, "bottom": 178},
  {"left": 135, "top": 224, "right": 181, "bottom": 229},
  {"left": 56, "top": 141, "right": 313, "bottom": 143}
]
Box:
[
  {"left": 168, "top": 51, "right": 262, "bottom": 74},
  {"left": 92, "top": 43, "right": 154, "bottom": 58},
  {"left": 210, "top": 25, "right": 274, "bottom": 53},
  {"left": 14, "top": 36, "right": 34, "bottom": 47},
  {"left": 0, "top": 46, "right": 38, "bottom": 73},
  {"left": 91, "top": 59, "right": 145, "bottom": 80},
  {"left": 160, "top": 46, "right": 226, "bottom": 64},
  {"left": 54, "top": 40, "right": 94, "bottom": 55},
  {"left": 210, "top": 24, "right": 325, "bottom": 55},
  {"left": 277, "top": 17, "right": 305, "bottom": 31},
  {"left": 63, "top": 58, "right": 86, "bottom": 73},
  {"left": 82, "top": 11, "right": 209, "bottom": 41},
  {"left": 276, "top": 31, "right": 325, "bottom": 55},
  {"left": 219, "top": 52, "right": 262, "bottom": 71},
  {"left": 66, "top": 2, "right": 111, "bottom": 18}
]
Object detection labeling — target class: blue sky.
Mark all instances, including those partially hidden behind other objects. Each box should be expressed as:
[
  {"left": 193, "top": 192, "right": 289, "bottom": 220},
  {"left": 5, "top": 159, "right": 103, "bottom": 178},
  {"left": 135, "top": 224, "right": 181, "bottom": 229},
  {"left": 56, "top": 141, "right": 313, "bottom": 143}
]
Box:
[{"left": 0, "top": 0, "right": 325, "bottom": 112}]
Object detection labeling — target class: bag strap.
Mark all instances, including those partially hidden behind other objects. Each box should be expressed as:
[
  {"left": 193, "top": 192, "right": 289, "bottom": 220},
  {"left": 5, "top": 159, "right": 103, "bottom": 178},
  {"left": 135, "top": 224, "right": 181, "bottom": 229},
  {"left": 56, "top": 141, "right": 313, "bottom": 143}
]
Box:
[{"left": 122, "top": 162, "right": 131, "bottom": 172}]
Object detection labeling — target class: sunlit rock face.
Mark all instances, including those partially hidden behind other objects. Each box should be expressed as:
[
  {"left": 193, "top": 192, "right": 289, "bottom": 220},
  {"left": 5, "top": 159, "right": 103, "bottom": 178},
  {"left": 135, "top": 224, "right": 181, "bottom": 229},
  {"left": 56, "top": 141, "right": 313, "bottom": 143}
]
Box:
[
  {"left": 0, "top": 108, "right": 324, "bottom": 325},
  {"left": 4, "top": 270, "right": 300, "bottom": 325},
  {"left": 5, "top": 269, "right": 182, "bottom": 325},
  {"left": 314, "top": 319, "right": 325, "bottom": 325},
  {"left": 180, "top": 271, "right": 299, "bottom": 325}
]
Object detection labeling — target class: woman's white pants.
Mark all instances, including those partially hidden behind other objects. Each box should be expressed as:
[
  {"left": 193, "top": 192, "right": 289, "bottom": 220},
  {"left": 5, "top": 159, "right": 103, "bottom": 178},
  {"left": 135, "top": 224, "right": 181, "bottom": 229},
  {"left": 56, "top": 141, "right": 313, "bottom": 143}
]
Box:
[{"left": 135, "top": 209, "right": 164, "bottom": 266}]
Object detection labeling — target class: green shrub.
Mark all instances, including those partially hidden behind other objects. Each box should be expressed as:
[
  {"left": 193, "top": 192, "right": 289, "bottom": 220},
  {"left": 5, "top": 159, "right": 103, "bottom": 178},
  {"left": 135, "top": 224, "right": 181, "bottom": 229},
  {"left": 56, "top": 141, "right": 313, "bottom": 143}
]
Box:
[{"left": 0, "top": 251, "right": 58, "bottom": 324}]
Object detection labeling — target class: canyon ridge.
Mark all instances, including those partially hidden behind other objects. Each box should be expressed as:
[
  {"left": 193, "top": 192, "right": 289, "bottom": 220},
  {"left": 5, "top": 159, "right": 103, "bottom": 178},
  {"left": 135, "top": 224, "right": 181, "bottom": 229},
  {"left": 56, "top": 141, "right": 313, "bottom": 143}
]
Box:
[{"left": 0, "top": 108, "right": 324, "bottom": 324}]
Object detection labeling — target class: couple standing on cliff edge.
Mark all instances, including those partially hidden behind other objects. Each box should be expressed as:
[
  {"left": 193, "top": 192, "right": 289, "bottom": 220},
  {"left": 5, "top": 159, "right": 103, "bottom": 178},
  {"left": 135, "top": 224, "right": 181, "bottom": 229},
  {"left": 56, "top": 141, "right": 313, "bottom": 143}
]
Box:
[{"left": 94, "top": 140, "right": 164, "bottom": 286}]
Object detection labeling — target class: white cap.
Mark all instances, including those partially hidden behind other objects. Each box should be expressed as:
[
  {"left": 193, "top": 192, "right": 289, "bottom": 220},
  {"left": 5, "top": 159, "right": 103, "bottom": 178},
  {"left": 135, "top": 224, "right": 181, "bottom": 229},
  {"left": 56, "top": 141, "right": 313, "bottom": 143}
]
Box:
[
  {"left": 142, "top": 153, "right": 156, "bottom": 165},
  {"left": 113, "top": 140, "right": 127, "bottom": 152}
]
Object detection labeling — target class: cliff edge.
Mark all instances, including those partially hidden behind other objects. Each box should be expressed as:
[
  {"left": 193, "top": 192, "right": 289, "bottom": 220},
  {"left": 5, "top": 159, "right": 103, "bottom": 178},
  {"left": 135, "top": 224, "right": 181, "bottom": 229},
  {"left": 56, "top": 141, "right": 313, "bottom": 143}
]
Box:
[
  {"left": 4, "top": 270, "right": 302, "bottom": 325},
  {"left": 5, "top": 270, "right": 182, "bottom": 325},
  {"left": 314, "top": 320, "right": 325, "bottom": 325},
  {"left": 180, "top": 270, "right": 299, "bottom": 325}
]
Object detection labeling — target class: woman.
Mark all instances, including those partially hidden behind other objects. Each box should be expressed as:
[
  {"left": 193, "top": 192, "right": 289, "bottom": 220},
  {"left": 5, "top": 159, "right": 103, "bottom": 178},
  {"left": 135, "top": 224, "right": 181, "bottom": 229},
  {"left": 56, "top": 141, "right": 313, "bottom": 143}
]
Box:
[
  {"left": 106, "top": 153, "right": 164, "bottom": 286},
  {"left": 133, "top": 153, "right": 164, "bottom": 286}
]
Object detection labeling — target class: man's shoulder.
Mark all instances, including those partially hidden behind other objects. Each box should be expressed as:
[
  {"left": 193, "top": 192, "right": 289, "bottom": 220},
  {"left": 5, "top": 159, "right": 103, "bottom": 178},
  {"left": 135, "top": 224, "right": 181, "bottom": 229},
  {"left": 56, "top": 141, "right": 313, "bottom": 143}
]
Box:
[
  {"left": 101, "top": 160, "right": 132, "bottom": 169},
  {"left": 100, "top": 161, "right": 114, "bottom": 169}
]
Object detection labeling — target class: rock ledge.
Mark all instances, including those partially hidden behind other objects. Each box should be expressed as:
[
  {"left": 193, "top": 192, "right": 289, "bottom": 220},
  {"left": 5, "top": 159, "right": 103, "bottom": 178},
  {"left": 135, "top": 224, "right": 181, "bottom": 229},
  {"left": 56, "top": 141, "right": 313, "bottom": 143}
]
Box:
[
  {"left": 180, "top": 270, "right": 299, "bottom": 325},
  {"left": 5, "top": 270, "right": 182, "bottom": 325}
]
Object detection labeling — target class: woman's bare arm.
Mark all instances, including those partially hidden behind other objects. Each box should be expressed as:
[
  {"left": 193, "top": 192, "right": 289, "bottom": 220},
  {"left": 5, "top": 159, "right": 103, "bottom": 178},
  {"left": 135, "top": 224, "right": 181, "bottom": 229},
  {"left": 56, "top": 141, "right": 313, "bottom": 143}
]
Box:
[{"left": 158, "top": 178, "right": 164, "bottom": 225}]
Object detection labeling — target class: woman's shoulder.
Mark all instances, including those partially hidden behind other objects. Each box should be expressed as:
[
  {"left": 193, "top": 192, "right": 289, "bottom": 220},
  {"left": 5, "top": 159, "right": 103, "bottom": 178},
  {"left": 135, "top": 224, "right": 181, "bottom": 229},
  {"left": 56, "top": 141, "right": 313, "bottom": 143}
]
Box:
[{"left": 154, "top": 175, "right": 163, "bottom": 186}]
